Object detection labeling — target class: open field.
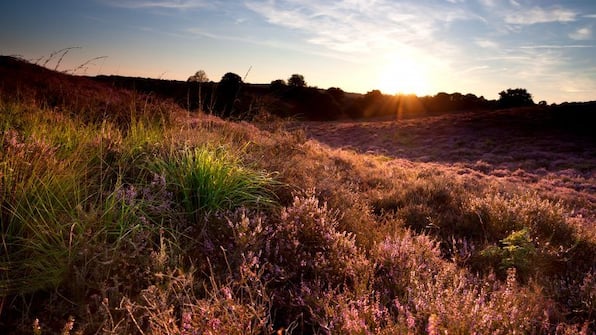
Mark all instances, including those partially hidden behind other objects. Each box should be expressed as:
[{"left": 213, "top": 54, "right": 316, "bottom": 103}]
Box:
[
  {"left": 301, "top": 110, "right": 595, "bottom": 232},
  {"left": 1, "top": 57, "right": 594, "bottom": 334}
]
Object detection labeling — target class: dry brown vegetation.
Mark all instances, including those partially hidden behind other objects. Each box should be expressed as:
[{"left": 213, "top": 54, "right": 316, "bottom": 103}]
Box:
[{"left": 0, "top": 56, "right": 594, "bottom": 334}]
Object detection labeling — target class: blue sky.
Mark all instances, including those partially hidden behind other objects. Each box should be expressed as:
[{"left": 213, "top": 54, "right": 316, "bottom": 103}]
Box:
[{"left": 1, "top": 0, "right": 595, "bottom": 103}]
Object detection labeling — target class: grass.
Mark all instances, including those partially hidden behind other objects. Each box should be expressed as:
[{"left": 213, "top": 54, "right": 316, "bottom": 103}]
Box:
[
  {"left": 0, "top": 59, "right": 594, "bottom": 334},
  {"left": 148, "top": 145, "right": 277, "bottom": 217}
]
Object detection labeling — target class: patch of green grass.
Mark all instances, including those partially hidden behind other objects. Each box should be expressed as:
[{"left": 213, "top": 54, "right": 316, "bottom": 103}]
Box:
[
  {"left": 149, "top": 145, "right": 277, "bottom": 216},
  {"left": 1, "top": 172, "right": 81, "bottom": 296}
]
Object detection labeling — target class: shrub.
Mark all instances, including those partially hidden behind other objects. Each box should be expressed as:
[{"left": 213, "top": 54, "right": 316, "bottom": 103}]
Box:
[
  {"left": 480, "top": 228, "right": 537, "bottom": 279},
  {"left": 123, "top": 262, "right": 271, "bottom": 335},
  {"left": 372, "top": 230, "right": 445, "bottom": 304},
  {"left": 262, "top": 192, "right": 370, "bottom": 330}
]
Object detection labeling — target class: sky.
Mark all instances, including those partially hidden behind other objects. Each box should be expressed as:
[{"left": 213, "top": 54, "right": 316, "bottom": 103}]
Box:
[{"left": 1, "top": 0, "right": 595, "bottom": 103}]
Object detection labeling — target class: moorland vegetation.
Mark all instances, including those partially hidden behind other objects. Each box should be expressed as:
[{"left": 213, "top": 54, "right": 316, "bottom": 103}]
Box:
[{"left": 0, "top": 56, "right": 594, "bottom": 334}]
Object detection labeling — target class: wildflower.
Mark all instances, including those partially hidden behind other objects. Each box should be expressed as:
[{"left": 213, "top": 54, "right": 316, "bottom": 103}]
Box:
[
  {"left": 221, "top": 286, "right": 233, "bottom": 300},
  {"left": 180, "top": 311, "right": 194, "bottom": 335},
  {"left": 406, "top": 311, "right": 416, "bottom": 330},
  {"left": 207, "top": 318, "right": 222, "bottom": 331}
]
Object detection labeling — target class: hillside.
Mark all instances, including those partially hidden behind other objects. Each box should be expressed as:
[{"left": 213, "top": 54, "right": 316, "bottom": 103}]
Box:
[
  {"left": 0, "top": 57, "right": 594, "bottom": 334},
  {"left": 302, "top": 109, "right": 595, "bottom": 226}
]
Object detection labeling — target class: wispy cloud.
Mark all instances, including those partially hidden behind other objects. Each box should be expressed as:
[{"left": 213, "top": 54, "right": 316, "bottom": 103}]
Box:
[
  {"left": 248, "top": 1, "right": 478, "bottom": 50},
  {"left": 479, "top": 0, "right": 496, "bottom": 8},
  {"left": 519, "top": 44, "right": 595, "bottom": 49},
  {"left": 504, "top": 7, "right": 577, "bottom": 25},
  {"left": 460, "top": 65, "right": 489, "bottom": 74},
  {"left": 569, "top": 27, "right": 592, "bottom": 41},
  {"left": 103, "top": 0, "right": 210, "bottom": 10},
  {"left": 185, "top": 27, "right": 356, "bottom": 62},
  {"left": 243, "top": 0, "right": 479, "bottom": 69},
  {"left": 475, "top": 39, "right": 499, "bottom": 49}
]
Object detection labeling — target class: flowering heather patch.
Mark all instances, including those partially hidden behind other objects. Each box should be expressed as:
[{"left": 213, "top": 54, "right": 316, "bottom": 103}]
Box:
[{"left": 303, "top": 110, "right": 595, "bottom": 227}]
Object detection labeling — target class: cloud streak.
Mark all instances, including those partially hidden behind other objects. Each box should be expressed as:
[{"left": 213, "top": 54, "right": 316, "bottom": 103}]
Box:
[
  {"left": 185, "top": 27, "right": 358, "bottom": 63},
  {"left": 244, "top": 0, "right": 476, "bottom": 56},
  {"left": 475, "top": 39, "right": 499, "bottom": 49},
  {"left": 569, "top": 27, "right": 592, "bottom": 41},
  {"left": 102, "top": 0, "right": 210, "bottom": 10},
  {"left": 504, "top": 7, "right": 576, "bottom": 25},
  {"left": 519, "top": 44, "right": 595, "bottom": 49}
]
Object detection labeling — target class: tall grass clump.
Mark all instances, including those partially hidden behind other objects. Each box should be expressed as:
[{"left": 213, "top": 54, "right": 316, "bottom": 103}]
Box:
[
  {"left": 149, "top": 145, "right": 277, "bottom": 216},
  {"left": 0, "top": 121, "right": 81, "bottom": 295},
  {"left": 1, "top": 175, "right": 81, "bottom": 296},
  {"left": 0, "top": 98, "right": 180, "bottom": 331}
]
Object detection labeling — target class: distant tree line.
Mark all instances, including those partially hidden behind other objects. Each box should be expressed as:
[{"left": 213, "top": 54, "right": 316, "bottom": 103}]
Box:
[
  {"left": 267, "top": 75, "right": 343, "bottom": 120},
  {"left": 96, "top": 72, "right": 566, "bottom": 122},
  {"left": 338, "top": 90, "right": 496, "bottom": 120}
]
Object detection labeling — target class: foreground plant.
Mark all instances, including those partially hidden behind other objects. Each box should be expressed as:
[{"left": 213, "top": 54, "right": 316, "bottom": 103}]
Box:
[{"left": 149, "top": 145, "right": 277, "bottom": 216}]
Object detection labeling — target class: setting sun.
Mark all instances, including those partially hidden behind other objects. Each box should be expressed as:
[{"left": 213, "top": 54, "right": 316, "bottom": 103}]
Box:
[{"left": 377, "top": 56, "right": 431, "bottom": 96}]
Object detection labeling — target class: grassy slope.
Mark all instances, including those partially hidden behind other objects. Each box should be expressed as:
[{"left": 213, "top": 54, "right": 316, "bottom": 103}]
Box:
[{"left": 0, "top": 57, "right": 594, "bottom": 334}]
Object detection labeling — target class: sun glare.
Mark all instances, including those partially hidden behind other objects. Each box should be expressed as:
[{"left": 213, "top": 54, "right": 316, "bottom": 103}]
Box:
[{"left": 377, "top": 56, "right": 430, "bottom": 96}]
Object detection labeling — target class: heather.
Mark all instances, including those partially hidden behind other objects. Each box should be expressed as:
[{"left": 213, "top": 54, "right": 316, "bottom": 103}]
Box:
[{"left": 1, "top": 63, "right": 595, "bottom": 334}]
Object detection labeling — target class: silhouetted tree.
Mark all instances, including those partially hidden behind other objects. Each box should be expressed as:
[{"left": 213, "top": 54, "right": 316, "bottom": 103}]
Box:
[
  {"left": 498, "top": 88, "right": 534, "bottom": 108},
  {"left": 326, "top": 87, "right": 345, "bottom": 102},
  {"left": 424, "top": 92, "right": 494, "bottom": 113},
  {"left": 187, "top": 70, "right": 208, "bottom": 83},
  {"left": 363, "top": 90, "right": 383, "bottom": 104},
  {"left": 270, "top": 79, "right": 287, "bottom": 92},
  {"left": 187, "top": 70, "right": 209, "bottom": 111},
  {"left": 295, "top": 89, "right": 341, "bottom": 120},
  {"left": 216, "top": 72, "right": 243, "bottom": 117},
  {"left": 288, "top": 74, "right": 306, "bottom": 87},
  {"left": 361, "top": 90, "right": 388, "bottom": 118}
]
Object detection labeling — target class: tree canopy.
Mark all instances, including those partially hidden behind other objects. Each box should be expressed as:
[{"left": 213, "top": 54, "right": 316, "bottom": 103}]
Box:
[
  {"left": 288, "top": 74, "right": 306, "bottom": 87},
  {"left": 215, "top": 72, "right": 243, "bottom": 117},
  {"left": 220, "top": 72, "right": 242, "bottom": 86},
  {"left": 498, "top": 88, "right": 534, "bottom": 108},
  {"left": 187, "top": 70, "right": 208, "bottom": 83},
  {"left": 270, "top": 79, "right": 287, "bottom": 91}
]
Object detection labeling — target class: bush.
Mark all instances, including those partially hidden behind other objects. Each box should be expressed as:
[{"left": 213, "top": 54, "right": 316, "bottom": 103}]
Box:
[
  {"left": 480, "top": 229, "right": 537, "bottom": 279},
  {"left": 262, "top": 192, "right": 370, "bottom": 330}
]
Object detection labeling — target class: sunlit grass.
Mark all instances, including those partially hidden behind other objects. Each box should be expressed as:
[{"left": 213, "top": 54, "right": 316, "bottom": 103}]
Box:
[
  {"left": 149, "top": 145, "right": 277, "bottom": 216},
  {"left": 1, "top": 176, "right": 80, "bottom": 295}
]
